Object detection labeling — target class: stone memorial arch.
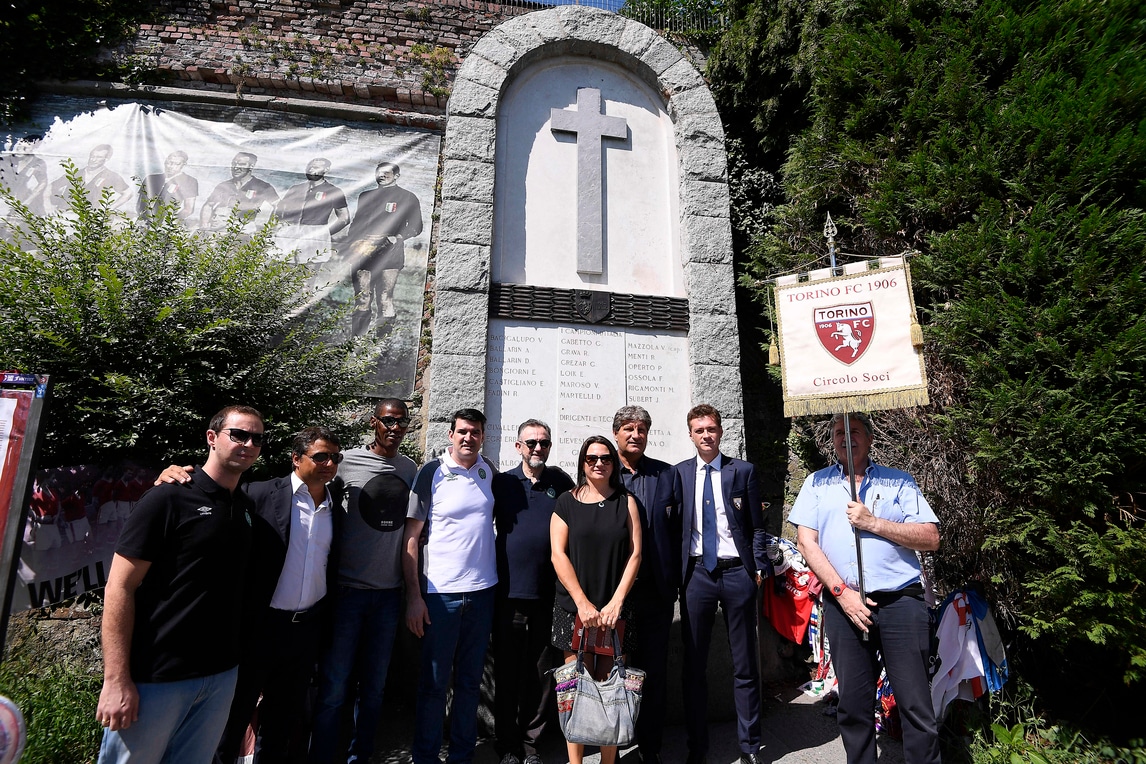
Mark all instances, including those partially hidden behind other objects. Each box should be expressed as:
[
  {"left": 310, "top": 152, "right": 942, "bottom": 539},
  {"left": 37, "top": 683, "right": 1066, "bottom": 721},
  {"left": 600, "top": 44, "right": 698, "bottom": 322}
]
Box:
[{"left": 427, "top": 6, "right": 744, "bottom": 465}]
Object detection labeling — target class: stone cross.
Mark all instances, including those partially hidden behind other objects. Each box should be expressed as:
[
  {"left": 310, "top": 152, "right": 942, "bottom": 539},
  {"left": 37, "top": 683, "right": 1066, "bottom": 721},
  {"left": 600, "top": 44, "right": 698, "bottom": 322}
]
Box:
[{"left": 550, "top": 87, "right": 627, "bottom": 275}]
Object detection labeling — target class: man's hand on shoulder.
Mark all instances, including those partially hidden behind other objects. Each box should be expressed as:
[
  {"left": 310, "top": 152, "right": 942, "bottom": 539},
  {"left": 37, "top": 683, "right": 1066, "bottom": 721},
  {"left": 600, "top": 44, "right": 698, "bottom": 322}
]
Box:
[
  {"left": 154, "top": 465, "right": 195, "bottom": 486},
  {"left": 96, "top": 675, "right": 139, "bottom": 731}
]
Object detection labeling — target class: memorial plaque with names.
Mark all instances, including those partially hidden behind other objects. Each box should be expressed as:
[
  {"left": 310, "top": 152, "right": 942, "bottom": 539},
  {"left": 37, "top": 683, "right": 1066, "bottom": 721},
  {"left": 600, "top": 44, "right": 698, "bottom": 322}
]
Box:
[{"left": 485, "top": 318, "right": 694, "bottom": 473}]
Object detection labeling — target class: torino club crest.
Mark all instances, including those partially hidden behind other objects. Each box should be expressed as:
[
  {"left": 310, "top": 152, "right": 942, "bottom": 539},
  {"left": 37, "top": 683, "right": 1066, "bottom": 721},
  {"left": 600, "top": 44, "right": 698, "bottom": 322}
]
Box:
[{"left": 814, "top": 302, "right": 874, "bottom": 365}]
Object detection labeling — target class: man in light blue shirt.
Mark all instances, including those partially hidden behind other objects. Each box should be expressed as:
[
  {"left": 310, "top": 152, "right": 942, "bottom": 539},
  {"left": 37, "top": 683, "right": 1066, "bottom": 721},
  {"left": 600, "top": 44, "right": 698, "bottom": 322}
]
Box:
[{"left": 788, "top": 412, "right": 940, "bottom": 764}]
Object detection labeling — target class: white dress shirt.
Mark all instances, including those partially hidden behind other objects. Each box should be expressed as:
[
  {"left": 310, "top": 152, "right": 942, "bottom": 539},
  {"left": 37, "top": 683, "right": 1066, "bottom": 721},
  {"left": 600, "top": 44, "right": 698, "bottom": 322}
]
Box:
[
  {"left": 270, "top": 473, "right": 333, "bottom": 612},
  {"left": 689, "top": 454, "right": 739, "bottom": 560}
]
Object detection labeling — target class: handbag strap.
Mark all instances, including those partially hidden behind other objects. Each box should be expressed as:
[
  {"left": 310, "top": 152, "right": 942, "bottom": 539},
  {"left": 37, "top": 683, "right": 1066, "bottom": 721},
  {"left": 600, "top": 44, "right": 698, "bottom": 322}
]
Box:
[
  {"left": 611, "top": 628, "right": 626, "bottom": 677},
  {"left": 576, "top": 627, "right": 627, "bottom": 677}
]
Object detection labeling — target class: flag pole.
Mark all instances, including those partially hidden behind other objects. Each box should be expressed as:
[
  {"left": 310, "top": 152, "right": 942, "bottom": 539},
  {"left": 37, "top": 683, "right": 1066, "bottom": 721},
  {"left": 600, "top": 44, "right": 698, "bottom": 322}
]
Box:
[{"left": 824, "top": 215, "right": 868, "bottom": 640}]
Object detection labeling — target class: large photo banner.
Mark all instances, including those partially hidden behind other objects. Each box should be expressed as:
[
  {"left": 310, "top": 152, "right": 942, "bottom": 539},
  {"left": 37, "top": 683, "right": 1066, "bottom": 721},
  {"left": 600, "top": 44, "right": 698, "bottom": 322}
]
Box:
[
  {"left": 12, "top": 463, "right": 156, "bottom": 611},
  {"left": 1, "top": 96, "right": 441, "bottom": 397},
  {"left": 775, "top": 258, "right": 929, "bottom": 417}
]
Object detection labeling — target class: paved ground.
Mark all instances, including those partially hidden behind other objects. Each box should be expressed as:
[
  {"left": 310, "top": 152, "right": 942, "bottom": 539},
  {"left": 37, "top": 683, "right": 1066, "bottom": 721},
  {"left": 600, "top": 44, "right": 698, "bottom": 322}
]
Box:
[{"left": 372, "top": 683, "right": 907, "bottom": 764}]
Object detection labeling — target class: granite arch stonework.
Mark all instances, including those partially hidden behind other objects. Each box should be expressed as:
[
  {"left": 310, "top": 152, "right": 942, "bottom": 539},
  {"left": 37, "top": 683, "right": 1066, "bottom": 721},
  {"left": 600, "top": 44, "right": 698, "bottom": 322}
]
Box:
[{"left": 426, "top": 6, "right": 744, "bottom": 454}]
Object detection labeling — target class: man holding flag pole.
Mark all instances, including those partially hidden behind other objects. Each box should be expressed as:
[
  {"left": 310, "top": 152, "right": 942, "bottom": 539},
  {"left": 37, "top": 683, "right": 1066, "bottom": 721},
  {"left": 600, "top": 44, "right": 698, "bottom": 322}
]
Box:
[
  {"left": 788, "top": 413, "right": 940, "bottom": 764},
  {"left": 772, "top": 215, "right": 940, "bottom": 763}
]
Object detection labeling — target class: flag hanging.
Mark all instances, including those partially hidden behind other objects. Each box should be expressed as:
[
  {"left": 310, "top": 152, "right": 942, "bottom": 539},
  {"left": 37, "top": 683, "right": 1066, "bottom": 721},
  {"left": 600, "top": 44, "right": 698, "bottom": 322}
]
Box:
[{"left": 775, "top": 258, "right": 928, "bottom": 417}]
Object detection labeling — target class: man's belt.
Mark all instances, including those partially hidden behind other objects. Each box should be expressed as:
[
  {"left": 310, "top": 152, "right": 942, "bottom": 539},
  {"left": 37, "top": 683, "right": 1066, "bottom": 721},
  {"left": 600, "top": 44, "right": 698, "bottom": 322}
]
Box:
[{"left": 690, "top": 556, "right": 742, "bottom": 571}]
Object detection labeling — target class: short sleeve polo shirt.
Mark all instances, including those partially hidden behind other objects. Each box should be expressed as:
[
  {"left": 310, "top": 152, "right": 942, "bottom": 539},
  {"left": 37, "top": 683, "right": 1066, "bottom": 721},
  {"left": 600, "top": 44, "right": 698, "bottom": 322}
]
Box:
[
  {"left": 115, "top": 468, "right": 253, "bottom": 682},
  {"left": 411, "top": 450, "right": 498, "bottom": 594}
]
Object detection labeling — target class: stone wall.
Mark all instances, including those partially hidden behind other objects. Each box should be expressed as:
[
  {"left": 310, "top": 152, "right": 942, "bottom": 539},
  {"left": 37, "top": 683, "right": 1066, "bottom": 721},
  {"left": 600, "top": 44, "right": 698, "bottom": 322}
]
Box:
[
  {"left": 124, "top": 1, "right": 708, "bottom": 118},
  {"left": 130, "top": 0, "right": 545, "bottom": 112}
]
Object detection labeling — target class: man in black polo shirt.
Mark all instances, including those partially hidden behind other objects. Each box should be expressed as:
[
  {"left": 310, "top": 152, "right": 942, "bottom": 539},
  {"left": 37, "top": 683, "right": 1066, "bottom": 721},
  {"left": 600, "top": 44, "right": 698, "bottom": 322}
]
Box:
[
  {"left": 491, "top": 419, "right": 574, "bottom": 764},
  {"left": 95, "top": 405, "right": 264, "bottom": 764}
]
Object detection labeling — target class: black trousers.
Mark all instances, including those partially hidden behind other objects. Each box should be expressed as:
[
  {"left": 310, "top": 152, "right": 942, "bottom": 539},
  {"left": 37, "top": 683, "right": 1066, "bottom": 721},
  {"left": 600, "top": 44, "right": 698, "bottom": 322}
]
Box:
[
  {"left": 630, "top": 583, "right": 675, "bottom": 756},
  {"left": 823, "top": 591, "right": 940, "bottom": 764},
  {"left": 492, "top": 596, "right": 560, "bottom": 757},
  {"left": 216, "top": 608, "right": 323, "bottom": 764}
]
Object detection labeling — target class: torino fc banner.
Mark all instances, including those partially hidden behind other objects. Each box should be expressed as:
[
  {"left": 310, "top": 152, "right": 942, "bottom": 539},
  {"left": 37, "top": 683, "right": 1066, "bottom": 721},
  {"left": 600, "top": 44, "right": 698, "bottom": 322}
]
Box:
[{"left": 775, "top": 258, "right": 928, "bottom": 417}]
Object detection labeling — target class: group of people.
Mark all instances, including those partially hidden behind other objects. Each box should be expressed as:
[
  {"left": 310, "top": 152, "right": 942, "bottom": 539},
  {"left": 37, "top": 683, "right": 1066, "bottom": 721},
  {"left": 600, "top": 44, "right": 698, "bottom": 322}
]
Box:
[
  {"left": 94, "top": 399, "right": 942, "bottom": 764},
  {"left": 1, "top": 144, "right": 424, "bottom": 333}
]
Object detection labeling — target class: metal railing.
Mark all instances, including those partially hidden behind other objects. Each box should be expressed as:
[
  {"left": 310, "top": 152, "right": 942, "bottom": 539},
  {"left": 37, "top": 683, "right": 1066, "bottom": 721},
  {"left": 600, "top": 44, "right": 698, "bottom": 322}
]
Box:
[{"left": 448, "top": 0, "right": 727, "bottom": 35}]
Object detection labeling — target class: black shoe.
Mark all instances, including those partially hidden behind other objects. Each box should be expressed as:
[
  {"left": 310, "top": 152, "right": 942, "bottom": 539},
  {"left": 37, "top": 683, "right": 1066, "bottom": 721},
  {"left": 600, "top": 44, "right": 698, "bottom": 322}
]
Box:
[
  {"left": 638, "top": 753, "right": 662, "bottom": 764},
  {"left": 685, "top": 753, "right": 707, "bottom": 764},
  {"left": 739, "top": 754, "right": 762, "bottom": 764}
]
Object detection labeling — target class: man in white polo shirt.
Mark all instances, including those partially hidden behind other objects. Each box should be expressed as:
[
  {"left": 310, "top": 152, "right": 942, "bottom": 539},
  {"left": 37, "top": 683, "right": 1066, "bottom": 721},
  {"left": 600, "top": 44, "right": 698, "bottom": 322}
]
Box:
[{"left": 404, "top": 408, "right": 498, "bottom": 764}]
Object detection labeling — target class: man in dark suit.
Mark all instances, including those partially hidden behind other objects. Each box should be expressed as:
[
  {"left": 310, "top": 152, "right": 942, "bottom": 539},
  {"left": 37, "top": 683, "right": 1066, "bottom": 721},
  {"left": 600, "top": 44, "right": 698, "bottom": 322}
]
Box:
[
  {"left": 613, "top": 405, "right": 680, "bottom": 764},
  {"left": 675, "top": 404, "right": 766, "bottom": 764},
  {"left": 219, "top": 426, "right": 344, "bottom": 763}
]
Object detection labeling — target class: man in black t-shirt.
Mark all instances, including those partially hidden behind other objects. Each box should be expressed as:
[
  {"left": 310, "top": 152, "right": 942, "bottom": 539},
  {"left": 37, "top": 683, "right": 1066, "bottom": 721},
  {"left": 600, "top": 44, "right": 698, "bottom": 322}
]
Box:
[{"left": 95, "top": 405, "right": 265, "bottom": 764}]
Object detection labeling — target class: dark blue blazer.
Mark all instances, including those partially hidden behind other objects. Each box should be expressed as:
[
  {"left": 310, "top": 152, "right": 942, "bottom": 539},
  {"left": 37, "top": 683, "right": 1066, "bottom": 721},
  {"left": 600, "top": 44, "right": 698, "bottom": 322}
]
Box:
[
  {"left": 244, "top": 476, "right": 344, "bottom": 620},
  {"left": 621, "top": 455, "right": 681, "bottom": 603},
  {"left": 674, "top": 454, "right": 766, "bottom": 580}
]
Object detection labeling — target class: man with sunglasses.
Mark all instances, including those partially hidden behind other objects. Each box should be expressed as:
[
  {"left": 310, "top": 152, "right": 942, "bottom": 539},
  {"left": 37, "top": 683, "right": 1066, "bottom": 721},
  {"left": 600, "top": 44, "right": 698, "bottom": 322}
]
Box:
[
  {"left": 97, "top": 405, "right": 264, "bottom": 764},
  {"left": 310, "top": 398, "right": 418, "bottom": 764},
  {"left": 215, "top": 426, "right": 345, "bottom": 763},
  {"left": 490, "top": 420, "right": 574, "bottom": 764}
]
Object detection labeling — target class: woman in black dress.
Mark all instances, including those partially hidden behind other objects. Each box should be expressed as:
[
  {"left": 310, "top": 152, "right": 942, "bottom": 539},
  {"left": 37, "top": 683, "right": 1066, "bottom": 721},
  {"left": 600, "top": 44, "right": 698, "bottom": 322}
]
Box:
[{"left": 550, "top": 435, "right": 642, "bottom": 764}]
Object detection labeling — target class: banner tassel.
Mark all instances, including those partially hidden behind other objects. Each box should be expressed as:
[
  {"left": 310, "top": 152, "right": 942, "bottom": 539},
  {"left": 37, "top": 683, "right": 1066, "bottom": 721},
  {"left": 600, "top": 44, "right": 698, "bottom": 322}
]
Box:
[
  {"left": 769, "top": 338, "right": 780, "bottom": 366},
  {"left": 910, "top": 319, "right": 924, "bottom": 347}
]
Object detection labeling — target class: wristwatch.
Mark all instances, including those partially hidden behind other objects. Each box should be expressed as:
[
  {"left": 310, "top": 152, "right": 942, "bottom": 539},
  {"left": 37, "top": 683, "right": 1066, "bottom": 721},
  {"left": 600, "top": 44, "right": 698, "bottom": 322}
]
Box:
[{"left": 831, "top": 583, "right": 846, "bottom": 597}]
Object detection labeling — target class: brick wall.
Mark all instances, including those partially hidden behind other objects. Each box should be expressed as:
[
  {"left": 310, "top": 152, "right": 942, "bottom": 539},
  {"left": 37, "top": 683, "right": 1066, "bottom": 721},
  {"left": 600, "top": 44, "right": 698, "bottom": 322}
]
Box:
[{"left": 130, "top": 0, "right": 543, "bottom": 114}]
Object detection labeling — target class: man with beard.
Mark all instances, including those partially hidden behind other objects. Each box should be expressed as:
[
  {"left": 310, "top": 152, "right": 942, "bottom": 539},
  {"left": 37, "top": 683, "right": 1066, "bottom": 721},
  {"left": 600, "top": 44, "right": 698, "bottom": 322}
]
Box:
[
  {"left": 274, "top": 157, "right": 349, "bottom": 266},
  {"left": 200, "top": 151, "right": 279, "bottom": 231},
  {"left": 138, "top": 150, "right": 199, "bottom": 221},
  {"left": 491, "top": 419, "right": 574, "bottom": 764},
  {"left": 344, "top": 162, "right": 423, "bottom": 334},
  {"left": 309, "top": 399, "right": 418, "bottom": 764}
]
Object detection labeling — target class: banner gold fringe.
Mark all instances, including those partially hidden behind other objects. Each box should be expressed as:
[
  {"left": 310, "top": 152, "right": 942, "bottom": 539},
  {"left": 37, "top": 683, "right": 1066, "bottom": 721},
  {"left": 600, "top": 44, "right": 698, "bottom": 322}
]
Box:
[{"left": 783, "top": 389, "right": 930, "bottom": 418}]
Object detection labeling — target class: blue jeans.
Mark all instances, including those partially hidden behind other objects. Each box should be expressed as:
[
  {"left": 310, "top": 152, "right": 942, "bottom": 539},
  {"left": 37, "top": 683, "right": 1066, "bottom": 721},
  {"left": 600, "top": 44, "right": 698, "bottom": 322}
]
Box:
[
  {"left": 309, "top": 586, "right": 401, "bottom": 764},
  {"left": 412, "top": 586, "right": 495, "bottom": 764},
  {"left": 98, "top": 666, "right": 238, "bottom": 764}
]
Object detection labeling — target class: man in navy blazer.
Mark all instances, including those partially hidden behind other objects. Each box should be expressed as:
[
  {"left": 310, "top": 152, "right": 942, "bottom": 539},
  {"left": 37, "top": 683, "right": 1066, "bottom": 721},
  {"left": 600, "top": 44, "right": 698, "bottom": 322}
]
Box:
[
  {"left": 218, "top": 426, "right": 345, "bottom": 763},
  {"left": 675, "top": 404, "right": 767, "bottom": 764},
  {"left": 613, "top": 405, "right": 680, "bottom": 764}
]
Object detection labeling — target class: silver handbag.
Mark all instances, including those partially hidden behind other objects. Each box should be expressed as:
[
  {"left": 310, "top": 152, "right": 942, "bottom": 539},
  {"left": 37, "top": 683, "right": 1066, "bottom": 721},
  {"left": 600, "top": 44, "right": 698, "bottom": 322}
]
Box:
[{"left": 554, "top": 630, "right": 646, "bottom": 747}]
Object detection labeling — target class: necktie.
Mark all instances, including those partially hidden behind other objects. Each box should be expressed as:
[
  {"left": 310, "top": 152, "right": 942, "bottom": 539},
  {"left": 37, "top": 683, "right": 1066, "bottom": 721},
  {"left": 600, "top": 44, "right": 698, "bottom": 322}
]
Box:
[{"left": 702, "top": 464, "right": 717, "bottom": 572}]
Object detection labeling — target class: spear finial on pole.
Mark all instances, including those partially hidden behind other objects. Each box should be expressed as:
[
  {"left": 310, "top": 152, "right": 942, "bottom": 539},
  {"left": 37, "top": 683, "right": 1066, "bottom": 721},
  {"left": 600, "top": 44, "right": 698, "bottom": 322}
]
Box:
[{"left": 824, "top": 212, "right": 838, "bottom": 273}]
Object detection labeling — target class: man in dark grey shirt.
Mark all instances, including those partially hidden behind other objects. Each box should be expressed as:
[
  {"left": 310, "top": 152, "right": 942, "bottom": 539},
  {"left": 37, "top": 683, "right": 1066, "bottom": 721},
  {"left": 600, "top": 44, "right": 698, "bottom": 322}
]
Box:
[{"left": 309, "top": 398, "right": 417, "bottom": 764}]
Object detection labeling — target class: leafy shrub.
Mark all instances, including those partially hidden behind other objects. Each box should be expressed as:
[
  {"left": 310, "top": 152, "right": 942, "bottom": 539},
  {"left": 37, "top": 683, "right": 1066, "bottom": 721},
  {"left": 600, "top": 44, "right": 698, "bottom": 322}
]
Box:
[
  {"left": 0, "top": 612, "right": 102, "bottom": 764},
  {"left": 0, "top": 163, "right": 380, "bottom": 473}
]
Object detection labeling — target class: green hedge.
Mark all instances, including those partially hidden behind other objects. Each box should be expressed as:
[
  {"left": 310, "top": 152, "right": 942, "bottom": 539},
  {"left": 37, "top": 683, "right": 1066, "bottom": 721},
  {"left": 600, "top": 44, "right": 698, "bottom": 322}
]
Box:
[{"left": 710, "top": 0, "right": 1146, "bottom": 738}]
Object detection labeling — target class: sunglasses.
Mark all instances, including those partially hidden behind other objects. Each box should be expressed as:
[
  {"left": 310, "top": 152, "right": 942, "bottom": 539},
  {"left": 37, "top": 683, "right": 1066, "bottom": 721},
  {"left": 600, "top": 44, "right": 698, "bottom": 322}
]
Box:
[
  {"left": 521, "top": 439, "right": 552, "bottom": 450},
  {"left": 220, "top": 428, "right": 265, "bottom": 447},
  {"left": 306, "top": 452, "right": 344, "bottom": 465},
  {"left": 376, "top": 416, "right": 410, "bottom": 429},
  {"left": 584, "top": 454, "right": 613, "bottom": 466}
]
